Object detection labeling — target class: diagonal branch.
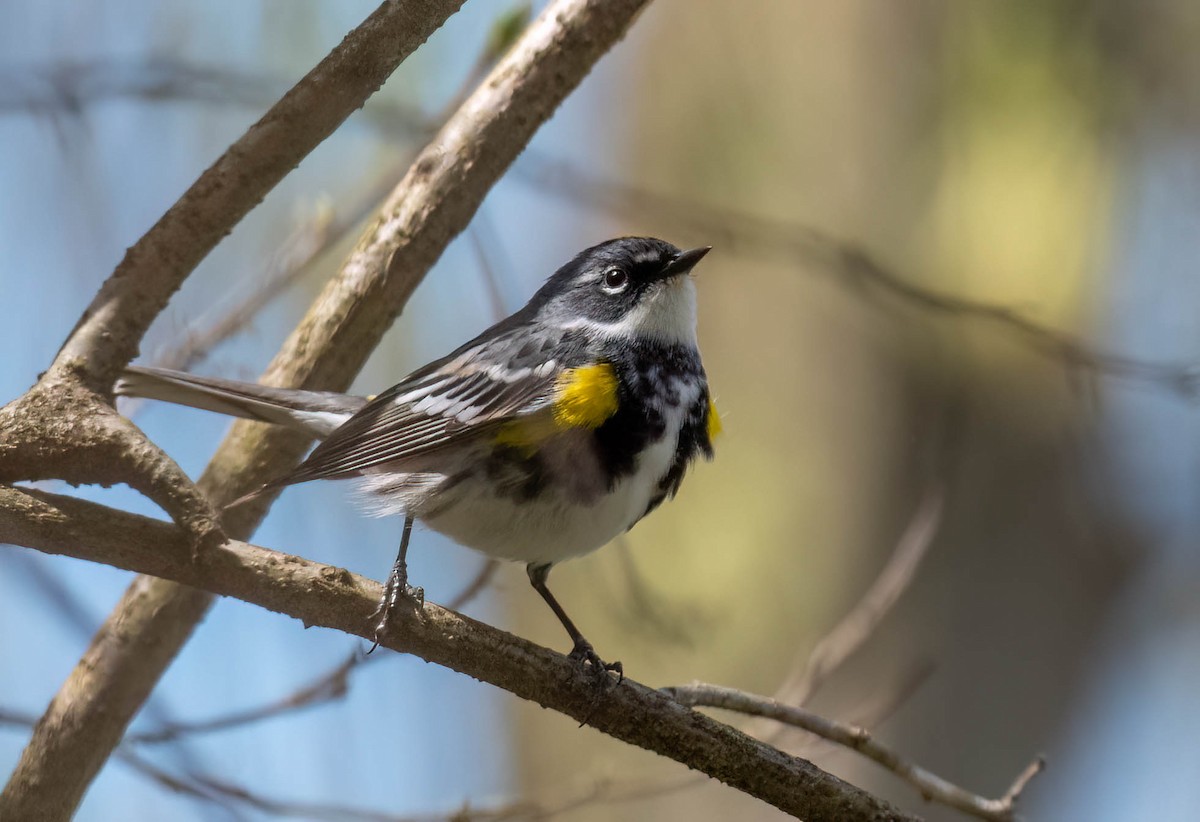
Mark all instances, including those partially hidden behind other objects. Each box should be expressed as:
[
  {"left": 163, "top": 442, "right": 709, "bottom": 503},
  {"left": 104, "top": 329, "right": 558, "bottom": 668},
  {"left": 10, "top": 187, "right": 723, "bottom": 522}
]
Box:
[
  {"left": 777, "top": 483, "right": 946, "bottom": 710},
  {"left": 0, "top": 0, "right": 468, "bottom": 542},
  {"left": 662, "top": 682, "right": 1044, "bottom": 822},
  {"left": 1, "top": 1, "right": 662, "bottom": 819},
  {"left": 0, "top": 486, "right": 916, "bottom": 822},
  {"left": 12, "top": 53, "right": 1200, "bottom": 398},
  {"left": 47, "top": 0, "right": 464, "bottom": 392},
  {"left": 123, "top": 560, "right": 498, "bottom": 746},
  {"left": 142, "top": 5, "right": 532, "bottom": 381}
]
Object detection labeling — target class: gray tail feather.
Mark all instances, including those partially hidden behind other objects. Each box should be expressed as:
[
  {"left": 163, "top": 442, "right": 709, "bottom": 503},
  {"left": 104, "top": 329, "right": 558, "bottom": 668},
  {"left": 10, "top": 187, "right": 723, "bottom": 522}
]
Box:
[
  {"left": 224, "top": 478, "right": 289, "bottom": 512},
  {"left": 115, "top": 365, "right": 368, "bottom": 439}
]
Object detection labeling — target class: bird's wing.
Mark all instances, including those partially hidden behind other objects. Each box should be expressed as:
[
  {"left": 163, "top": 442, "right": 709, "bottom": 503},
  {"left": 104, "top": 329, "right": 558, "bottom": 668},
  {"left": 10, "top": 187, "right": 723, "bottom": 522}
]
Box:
[{"left": 279, "top": 325, "right": 583, "bottom": 484}]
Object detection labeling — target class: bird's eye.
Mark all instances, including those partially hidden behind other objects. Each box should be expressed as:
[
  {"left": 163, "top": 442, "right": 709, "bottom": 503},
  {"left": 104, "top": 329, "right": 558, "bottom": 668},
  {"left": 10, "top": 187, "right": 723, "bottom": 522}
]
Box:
[{"left": 602, "top": 268, "right": 628, "bottom": 292}]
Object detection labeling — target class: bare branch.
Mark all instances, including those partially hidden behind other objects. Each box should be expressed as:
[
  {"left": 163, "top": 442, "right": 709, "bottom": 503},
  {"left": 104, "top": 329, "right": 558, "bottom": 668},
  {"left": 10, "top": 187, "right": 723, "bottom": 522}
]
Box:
[
  {"left": 128, "top": 652, "right": 357, "bottom": 746},
  {"left": 7, "top": 704, "right": 696, "bottom": 822},
  {"left": 47, "top": 0, "right": 464, "bottom": 391},
  {"left": 143, "top": 196, "right": 375, "bottom": 376},
  {"left": 517, "top": 482, "right": 946, "bottom": 815},
  {"left": 448, "top": 559, "right": 503, "bottom": 612},
  {"left": 1, "top": 2, "right": 668, "bottom": 818},
  {"left": 125, "top": 559, "right": 498, "bottom": 745},
  {"left": 2, "top": 0, "right": 465, "bottom": 560},
  {"left": 777, "top": 484, "right": 945, "bottom": 708},
  {"left": 0, "top": 6, "right": 468, "bottom": 805},
  {"left": 0, "top": 486, "right": 915, "bottom": 822},
  {"left": 112, "top": 749, "right": 248, "bottom": 819},
  {"left": 663, "top": 682, "right": 1043, "bottom": 822},
  {"left": 144, "top": 1, "right": 530, "bottom": 378}
]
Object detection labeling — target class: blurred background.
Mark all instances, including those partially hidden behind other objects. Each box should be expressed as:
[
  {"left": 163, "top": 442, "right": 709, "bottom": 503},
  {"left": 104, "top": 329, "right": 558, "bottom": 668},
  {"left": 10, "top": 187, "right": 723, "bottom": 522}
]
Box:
[{"left": 3, "top": 1, "right": 1200, "bottom": 819}]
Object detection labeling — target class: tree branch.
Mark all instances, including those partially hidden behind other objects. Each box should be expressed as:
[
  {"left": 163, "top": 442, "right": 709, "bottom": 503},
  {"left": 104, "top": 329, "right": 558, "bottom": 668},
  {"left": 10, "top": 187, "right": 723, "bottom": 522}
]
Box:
[
  {"left": 0, "top": 486, "right": 915, "bottom": 822},
  {"left": 777, "top": 484, "right": 945, "bottom": 710},
  {"left": 48, "top": 0, "right": 465, "bottom": 391},
  {"left": 142, "top": 4, "right": 531, "bottom": 381},
  {"left": 12, "top": 53, "right": 1200, "bottom": 399},
  {"left": 123, "top": 560, "right": 497, "bottom": 746},
  {"left": 0, "top": 0, "right": 464, "bottom": 549},
  {"left": 662, "top": 682, "right": 1043, "bottom": 822},
  {"left": 1, "top": 1, "right": 663, "bottom": 818}
]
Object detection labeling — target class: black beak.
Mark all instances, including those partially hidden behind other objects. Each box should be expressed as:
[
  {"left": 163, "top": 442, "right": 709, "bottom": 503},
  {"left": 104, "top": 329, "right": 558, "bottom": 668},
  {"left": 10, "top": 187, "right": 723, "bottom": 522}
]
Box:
[{"left": 657, "top": 246, "right": 712, "bottom": 280}]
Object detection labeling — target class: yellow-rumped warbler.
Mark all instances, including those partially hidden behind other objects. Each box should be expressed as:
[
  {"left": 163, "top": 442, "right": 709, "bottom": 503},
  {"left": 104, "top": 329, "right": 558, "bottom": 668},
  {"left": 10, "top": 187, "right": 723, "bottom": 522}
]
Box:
[{"left": 116, "top": 237, "right": 719, "bottom": 676}]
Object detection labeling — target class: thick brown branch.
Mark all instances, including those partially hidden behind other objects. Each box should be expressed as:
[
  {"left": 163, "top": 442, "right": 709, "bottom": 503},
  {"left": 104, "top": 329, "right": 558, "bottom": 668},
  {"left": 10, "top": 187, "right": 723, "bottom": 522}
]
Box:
[
  {"left": 0, "top": 486, "right": 915, "bottom": 822},
  {"left": 0, "top": 2, "right": 466, "bottom": 817},
  {"left": 663, "top": 682, "right": 1043, "bottom": 822},
  {"left": 13, "top": 53, "right": 1200, "bottom": 398},
  {"left": 48, "top": 0, "right": 465, "bottom": 392},
  {"left": 124, "top": 560, "right": 498, "bottom": 746},
  {"left": 2, "top": 1, "right": 663, "bottom": 819}
]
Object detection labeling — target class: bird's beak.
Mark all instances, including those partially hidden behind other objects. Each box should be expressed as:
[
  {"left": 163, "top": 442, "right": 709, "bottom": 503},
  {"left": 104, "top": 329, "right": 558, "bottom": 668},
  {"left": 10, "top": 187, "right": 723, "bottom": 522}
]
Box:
[{"left": 657, "top": 246, "right": 712, "bottom": 280}]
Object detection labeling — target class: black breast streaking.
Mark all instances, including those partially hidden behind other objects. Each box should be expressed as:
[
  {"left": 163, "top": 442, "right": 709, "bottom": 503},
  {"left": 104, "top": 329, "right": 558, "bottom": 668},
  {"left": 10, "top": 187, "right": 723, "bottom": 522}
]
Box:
[
  {"left": 479, "top": 339, "right": 713, "bottom": 511},
  {"left": 595, "top": 340, "right": 713, "bottom": 501}
]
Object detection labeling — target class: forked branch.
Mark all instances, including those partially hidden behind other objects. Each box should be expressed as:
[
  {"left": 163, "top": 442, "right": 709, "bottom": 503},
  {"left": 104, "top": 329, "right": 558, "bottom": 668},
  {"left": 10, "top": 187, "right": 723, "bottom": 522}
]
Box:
[
  {"left": 0, "top": 486, "right": 914, "bottom": 822},
  {"left": 663, "top": 682, "right": 1044, "bottom": 822}
]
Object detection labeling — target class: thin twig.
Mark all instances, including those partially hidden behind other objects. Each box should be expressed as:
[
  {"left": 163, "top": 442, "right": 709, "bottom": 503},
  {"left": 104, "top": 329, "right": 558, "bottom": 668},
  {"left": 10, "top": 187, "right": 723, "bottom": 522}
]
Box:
[
  {"left": 785, "top": 661, "right": 936, "bottom": 764},
  {"left": 448, "top": 559, "right": 502, "bottom": 612},
  {"left": 663, "top": 682, "right": 1044, "bottom": 822},
  {"left": 11, "top": 54, "right": 1200, "bottom": 397},
  {"left": 144, "top": 186, "right": 388, "bottom": 375},
  {"left": 610, "top": 536, "right": 707, "bottom": 647},
  {"left": 0, "top": 707, "right": 248, "bottom": 819},
  {"left": 113, "top": 749, "right": 249, "bottom": 821},
  {"left": 468, "top": 223, "right": 514, "bottom": 322},
  {"left": 127, "top": 654, "right": 357, "bottom": 746},
  {"left": 528, "top": 483, "right": 947, "bottom": 814},
  {"left": 777, "top": 482, "right": 945, "bottom": 708}
]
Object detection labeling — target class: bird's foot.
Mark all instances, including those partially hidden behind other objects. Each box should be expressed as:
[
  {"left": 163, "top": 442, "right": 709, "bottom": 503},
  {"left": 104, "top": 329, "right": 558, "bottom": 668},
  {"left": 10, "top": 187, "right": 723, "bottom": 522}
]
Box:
[
  {"left": 568, "top": 637, "right": 623, "bottom": 687},
  {"left": 367, "top": 571, "right": 424, "bottom": 654}
]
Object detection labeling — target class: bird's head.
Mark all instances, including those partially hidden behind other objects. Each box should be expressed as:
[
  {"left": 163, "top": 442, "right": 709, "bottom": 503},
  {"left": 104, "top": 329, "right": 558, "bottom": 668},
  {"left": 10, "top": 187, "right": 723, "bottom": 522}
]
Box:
[{"left": 533, "top": 237, "right": 711, "bottom": 345}]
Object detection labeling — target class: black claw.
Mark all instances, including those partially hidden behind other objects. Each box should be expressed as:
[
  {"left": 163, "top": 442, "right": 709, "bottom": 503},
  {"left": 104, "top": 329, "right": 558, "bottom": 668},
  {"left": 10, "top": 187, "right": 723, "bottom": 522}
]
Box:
[
  {"left": 370, "top": 515, "right": 419, "bottom": 654},
  {"left": 568, "top": 638, "right": 623, "bottom": 687},
  {"left": 366, "top": 578, "right": 423, "bottom": 654}
]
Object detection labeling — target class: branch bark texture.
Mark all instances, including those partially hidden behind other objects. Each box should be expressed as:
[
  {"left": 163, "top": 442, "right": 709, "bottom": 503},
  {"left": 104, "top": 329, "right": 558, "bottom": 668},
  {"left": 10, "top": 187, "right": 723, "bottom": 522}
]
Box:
[
  {"left": 0, "top": 0, "right": 469, "bottom": 816},
  {"left": 0, "top": 487, "right": 915, "bottom": 822},
  {"left": 664, "top": 682, "right": 1043, "bottom": 822},
  {"left": 49, "top": 0, "right": 465, "bottom": 392},
  {"left": 2, "top": 0, "right": 657, "bottom": 818}
]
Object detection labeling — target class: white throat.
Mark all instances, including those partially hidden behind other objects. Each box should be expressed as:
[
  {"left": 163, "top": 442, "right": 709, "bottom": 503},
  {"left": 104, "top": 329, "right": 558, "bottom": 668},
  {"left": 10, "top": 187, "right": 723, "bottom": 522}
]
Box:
[{"left": 559, "top": 277, "right": 698, "bottom": 345}]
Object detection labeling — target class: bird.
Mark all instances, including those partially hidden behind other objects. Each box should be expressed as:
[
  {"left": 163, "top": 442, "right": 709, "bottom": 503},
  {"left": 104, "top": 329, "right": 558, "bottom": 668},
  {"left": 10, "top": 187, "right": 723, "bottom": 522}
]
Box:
[{"left": 116, "top": 236, "right": 719, "bottom": 678}]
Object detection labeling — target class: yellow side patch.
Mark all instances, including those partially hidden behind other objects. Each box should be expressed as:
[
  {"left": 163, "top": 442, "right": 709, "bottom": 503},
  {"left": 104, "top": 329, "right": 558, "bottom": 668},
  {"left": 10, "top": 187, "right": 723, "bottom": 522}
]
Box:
[
  {"left": 706, "top": 396, "right": 722, "bottom": 441},
  {"left": 552, "top": 363, "right": 619, "bottom": 430}
]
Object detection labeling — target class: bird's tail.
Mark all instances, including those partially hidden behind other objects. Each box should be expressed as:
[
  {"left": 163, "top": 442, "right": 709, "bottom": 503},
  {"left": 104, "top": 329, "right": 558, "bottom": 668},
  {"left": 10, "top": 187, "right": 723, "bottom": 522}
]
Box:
[{"left": 115, "top": 365, "right": 368, "bottom": 440}]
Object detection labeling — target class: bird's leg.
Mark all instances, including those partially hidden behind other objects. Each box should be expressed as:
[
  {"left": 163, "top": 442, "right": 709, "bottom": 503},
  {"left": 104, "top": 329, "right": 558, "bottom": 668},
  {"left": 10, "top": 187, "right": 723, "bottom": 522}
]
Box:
[
  {"left": 368, "top": 516, "right": 423, "bottom": 653},
  {"left": 527, "top": 563, "right": 622, "bottom": 684}
]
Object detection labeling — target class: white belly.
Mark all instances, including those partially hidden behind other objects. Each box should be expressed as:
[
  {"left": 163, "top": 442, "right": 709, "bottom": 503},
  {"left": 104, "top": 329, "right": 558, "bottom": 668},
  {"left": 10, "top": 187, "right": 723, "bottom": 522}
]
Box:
[
  {"left": 421, "top": 429, "right": 680, "bottom": 564},
  {"left": 353, "top": 376, "right": 699, "bottom": 565}
]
